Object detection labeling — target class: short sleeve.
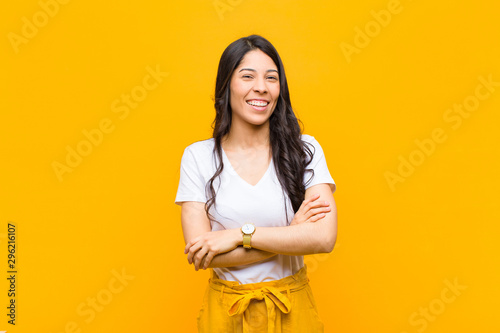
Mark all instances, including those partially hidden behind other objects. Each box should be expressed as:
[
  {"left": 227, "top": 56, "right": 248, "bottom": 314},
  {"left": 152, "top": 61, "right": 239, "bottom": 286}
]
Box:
[
  {"left": 174, "top": 146, "right": 207, "bottom": 205},
  {"left": 303, "top": 136, "right": 336, "bottom": 193}
]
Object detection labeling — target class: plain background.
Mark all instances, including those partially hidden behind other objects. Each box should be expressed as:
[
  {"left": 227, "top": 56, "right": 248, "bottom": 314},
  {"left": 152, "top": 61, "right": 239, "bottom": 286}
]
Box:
[{"left": 2, "top": 0, "right": 499, "bottom": 332}]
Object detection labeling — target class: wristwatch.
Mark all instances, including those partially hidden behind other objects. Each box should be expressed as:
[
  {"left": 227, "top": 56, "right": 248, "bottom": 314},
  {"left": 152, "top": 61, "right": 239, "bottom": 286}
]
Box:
[{"left": 241, "top": 223, "right": 256, "bottom": 249}]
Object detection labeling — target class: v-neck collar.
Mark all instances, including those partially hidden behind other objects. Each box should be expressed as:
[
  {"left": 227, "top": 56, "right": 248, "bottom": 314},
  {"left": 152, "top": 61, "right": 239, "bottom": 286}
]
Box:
[{"left": 221, "top": 147, "right": 273, "bottom": 188}]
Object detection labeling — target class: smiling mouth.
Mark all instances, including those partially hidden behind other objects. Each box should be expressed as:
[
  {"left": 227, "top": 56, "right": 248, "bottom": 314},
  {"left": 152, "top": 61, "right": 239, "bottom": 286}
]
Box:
[{"left": 246, "top": 100, "right": 269, "bottom": 107}]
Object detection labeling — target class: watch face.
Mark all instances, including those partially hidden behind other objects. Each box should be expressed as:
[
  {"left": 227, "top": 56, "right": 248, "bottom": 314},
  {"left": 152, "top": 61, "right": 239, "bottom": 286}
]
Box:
[{"left": 242, "top": 224, "right": 255, "bottom": 234}]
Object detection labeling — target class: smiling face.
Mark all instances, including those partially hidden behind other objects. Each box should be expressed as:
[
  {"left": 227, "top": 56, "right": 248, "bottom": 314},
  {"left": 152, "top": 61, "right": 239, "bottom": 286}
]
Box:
[{"left": 229, "top": 49, "right": 280, "bottom": 128}]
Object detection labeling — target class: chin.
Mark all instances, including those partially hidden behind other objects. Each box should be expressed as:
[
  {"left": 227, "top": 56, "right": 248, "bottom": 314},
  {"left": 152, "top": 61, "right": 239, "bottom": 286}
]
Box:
[
  {"left": 245, "top": 119, "right": 270, "bottom": 127},
  {"left": 248, "top": 113, "right": 273, "bottom": 126}
]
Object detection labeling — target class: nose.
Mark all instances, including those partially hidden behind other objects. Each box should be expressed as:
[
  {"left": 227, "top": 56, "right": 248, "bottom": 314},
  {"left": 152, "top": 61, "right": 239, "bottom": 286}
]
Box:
[{"left": 253, "top": 76, "right": 268, "bottom": 94}]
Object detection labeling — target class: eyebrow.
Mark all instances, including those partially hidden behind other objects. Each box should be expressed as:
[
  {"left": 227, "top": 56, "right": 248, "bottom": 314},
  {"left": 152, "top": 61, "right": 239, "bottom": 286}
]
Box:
[{"left": 238, "top": 68, "right": 279, "bottom": 73}]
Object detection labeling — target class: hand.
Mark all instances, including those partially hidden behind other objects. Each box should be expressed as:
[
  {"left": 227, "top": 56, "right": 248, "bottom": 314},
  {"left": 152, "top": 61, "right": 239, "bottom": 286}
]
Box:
[
  {"left": 290, "top": 193, "right": 331, "bottom": 226},
  {"left": 184, "top": 229, "right": 240, "bottom": 270}
]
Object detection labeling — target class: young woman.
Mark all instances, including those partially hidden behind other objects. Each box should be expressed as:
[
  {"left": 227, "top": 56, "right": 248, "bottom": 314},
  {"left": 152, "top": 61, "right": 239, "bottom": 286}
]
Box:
[{"left": 175, "top": 34, "right": 337, "bottom": 332}]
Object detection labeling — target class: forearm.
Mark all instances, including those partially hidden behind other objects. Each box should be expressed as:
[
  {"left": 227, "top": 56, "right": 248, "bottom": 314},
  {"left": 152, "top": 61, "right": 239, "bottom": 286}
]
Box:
[
  {"left": 184, "top": 186, "right": 337, "bottom": 270},
  {"left": 207, "top": 246, "right": 277, "bottom": 268},
  {"left": 249, "top": 186, "right": 337, "bottom": 255},
  {"left": 250, "top": 221, "right": 336, "bottom": 255}
]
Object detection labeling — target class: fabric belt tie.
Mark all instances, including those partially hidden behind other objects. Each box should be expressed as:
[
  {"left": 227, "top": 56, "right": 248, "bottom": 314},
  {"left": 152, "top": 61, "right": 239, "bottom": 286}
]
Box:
[
  {"left": 227, "top": 286, "right": 291, "bottom": 333},
  {"left": 208, "top": 266, "right": 310, "bottom": 333}
]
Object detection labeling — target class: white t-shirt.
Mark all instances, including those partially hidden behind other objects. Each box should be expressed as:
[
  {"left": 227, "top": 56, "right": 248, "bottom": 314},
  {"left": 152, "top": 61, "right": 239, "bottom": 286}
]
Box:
[{"left": 175, "top": 134, "right": 336, "bottom": 284}]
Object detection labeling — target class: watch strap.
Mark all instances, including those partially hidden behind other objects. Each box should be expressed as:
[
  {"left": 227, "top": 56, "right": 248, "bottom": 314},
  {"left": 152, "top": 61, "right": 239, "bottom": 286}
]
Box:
[{"left": 242, "top": 234, "right": 252, "bottom": 249}]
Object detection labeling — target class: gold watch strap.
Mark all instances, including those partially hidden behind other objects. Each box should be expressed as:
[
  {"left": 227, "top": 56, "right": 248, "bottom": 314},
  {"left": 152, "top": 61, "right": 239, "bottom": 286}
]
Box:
[{"left": 242, "top": 234, "right": 252, "bottom": 249}]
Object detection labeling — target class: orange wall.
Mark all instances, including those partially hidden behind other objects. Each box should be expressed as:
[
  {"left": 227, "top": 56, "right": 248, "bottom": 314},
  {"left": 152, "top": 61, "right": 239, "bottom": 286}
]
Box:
[{"left": 1, "top": 0, "right": 499, "bottom": 332}]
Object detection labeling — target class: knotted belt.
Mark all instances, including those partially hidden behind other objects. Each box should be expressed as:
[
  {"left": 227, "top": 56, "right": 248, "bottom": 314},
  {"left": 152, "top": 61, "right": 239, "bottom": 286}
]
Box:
[
  {"left": 209, "top": 266, "right": 310, "bottom": 333},
  {"left": 228, "top": 286, "right": 291, "bottom": 333}
]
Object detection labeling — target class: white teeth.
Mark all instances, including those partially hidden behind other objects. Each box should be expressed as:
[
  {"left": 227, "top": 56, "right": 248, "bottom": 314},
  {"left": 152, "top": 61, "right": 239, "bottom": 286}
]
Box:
[{"left": 247, "top": 100, "right": 268, "bottom": 107}]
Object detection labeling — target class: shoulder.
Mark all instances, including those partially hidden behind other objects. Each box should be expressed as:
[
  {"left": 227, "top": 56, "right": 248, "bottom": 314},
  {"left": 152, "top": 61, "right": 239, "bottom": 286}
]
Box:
[
  {"left": 300, "top": 134, "right": 322, "bottom": 151},
  {"left": 181, "top": 138, "right": 214, "bottom": 163},
  {"left": 302, "top": 134, "right": 314, "bottom": 142},
  {"left": 184, "top": 138, "right": 214, "bottom": 154}
]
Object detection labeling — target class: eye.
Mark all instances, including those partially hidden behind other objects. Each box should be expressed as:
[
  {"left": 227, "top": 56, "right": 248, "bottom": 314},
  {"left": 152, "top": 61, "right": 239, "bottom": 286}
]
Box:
[
  {"left": 242, "top": 75, "right": 253, "bottom": 79},
  {"left": 267, "top": 76, "right": 278, "bottom": 81}
]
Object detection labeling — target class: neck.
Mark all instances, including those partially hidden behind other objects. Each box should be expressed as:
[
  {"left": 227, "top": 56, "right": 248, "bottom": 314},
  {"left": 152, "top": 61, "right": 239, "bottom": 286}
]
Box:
[{"left": 222, "top": 120, "right": 270, "bottom": 151}]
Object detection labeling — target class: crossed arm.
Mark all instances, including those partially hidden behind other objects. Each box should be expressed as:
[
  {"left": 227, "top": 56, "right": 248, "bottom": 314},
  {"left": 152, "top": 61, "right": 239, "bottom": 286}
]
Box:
[{"left": 180, "top": 183, "right": 337, "bottom": 271}]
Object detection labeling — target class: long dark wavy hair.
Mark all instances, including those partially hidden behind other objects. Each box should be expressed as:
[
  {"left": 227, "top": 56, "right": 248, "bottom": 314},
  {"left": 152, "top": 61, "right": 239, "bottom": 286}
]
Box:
[{"left": 205, "top": 34, "right": 314, "bottom": 223}]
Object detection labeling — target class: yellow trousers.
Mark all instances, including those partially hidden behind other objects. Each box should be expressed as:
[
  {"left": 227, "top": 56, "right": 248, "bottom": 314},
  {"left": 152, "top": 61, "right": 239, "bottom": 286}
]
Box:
[{"left": 197, "top": 265, "right": 324, "bottom": 333}]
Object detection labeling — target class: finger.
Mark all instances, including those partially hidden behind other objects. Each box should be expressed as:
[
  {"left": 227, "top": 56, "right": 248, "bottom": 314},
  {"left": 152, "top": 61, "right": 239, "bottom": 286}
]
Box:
[
  {"left": 303, "top": 193, "right": 321, "bottom": 206},
  {"left": 193, "top": 247, "right": 208, "bottom": 271},
  {"left": 303, "top": 209, "right": 314, "bottom": 220},
  {"left": 305, "top": 198, "right": 330, "bottom": 211},
  {"left": 303, "top": 200, "right": 321, "bottom": 214},
  {"left": 299, "top": 194, "right": 319, "bottom": 212},
  {"left": 199, "top": 256, "right": 207, "bottom": 269},
  {"left": 303, "top": 204, "right": 327, "bottom": 219},
  {"left": 203, "top": 252, "right": 216, "bottom": 269},
  {"left": 309, "top": 213, "right": 326, "bottom": 223},
  {"left": 187, "top": 241, "right": 203, "bottom": 264},
  {"left": 308, "top": 206, "right": 332, "bottom": 217},
  {"left": 302, "top": 203, "right": 329, "bottom": 220},
  {"left": 185, "top": 237, "right": 199, "bottom": 254},
  {"left": 297, "top": 194, "right": 321, "bottom": 216},
  {"left": 297, "top": 196, "right": 309, "bottom": 212},
  {"left": 184, "top": 242, "right": 191, "bottom": 254}
]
